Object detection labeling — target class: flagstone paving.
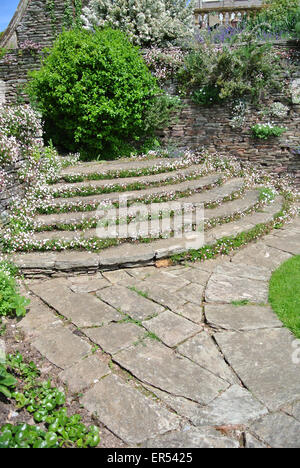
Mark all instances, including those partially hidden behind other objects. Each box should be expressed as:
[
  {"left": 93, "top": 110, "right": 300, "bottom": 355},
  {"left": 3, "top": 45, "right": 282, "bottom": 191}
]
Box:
[{"left": 17, "top": 216, "right": 300, "bottom": 448}]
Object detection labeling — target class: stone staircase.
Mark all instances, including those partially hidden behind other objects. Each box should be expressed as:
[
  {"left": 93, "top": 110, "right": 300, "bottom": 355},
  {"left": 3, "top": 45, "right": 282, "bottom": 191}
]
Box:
[{"left": 11, "top": 152, "right": 298, "bottom": 276}]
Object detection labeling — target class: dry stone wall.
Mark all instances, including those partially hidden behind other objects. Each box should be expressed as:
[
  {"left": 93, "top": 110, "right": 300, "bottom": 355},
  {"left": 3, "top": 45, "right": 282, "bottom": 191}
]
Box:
[
  {"left": 1, "top": 0, "right": 89, "bottom": 49},
  {"left": 159, "top": 88, "right": 300, "bottom": 188}
]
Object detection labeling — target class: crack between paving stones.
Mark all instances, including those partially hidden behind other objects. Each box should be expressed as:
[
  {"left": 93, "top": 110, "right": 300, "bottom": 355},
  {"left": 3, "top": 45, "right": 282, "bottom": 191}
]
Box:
[{"left": 109, "top": 357, "right": 209, "bottom": 407}]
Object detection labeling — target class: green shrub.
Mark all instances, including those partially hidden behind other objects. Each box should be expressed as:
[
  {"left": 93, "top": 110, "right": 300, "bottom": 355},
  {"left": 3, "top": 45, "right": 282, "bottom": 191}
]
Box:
[
  {"left": 178, "top": 40, "right": 284, "bottom": 105},
  {"left": 0, "top": 272, "right": 29, "bottom": 318},
  {"left": 251, "top": 123, "right": 286, "bottom": 139},
  {"left": 27, "top": 28, "right": 166, "bottom": 159},
  {"left": 251, "top": 0, "right": 300, "bottom": 36}
]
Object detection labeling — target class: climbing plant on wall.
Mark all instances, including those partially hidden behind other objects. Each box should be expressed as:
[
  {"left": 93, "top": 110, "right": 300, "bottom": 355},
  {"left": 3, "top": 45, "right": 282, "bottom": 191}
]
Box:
[
  {"left": 46, "top": 0, "right": 83, "bottom": 33},
  {"left": 45, "top": 0, "right": 56, "bottom": 34}
]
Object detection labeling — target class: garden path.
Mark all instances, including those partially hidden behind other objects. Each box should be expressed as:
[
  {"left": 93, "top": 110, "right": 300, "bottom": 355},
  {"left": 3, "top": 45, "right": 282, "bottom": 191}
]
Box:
[{"left": 17, "top": 215, "right": 300, "bottom": 448}]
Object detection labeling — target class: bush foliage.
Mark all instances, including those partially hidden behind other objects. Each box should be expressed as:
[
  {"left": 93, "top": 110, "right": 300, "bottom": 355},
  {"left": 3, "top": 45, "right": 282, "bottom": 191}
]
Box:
[
  {"left": 252, "top": 0, "right": 300, "bottom": 36},
  {"left": 81, "top": 0, "right": 196, "bottom": 47},
  {"left": 178, "top": 38, "right": 284, "bottom": 106},
  {"left": 27, "top": 28, "right": 169, "bottom": 159}
]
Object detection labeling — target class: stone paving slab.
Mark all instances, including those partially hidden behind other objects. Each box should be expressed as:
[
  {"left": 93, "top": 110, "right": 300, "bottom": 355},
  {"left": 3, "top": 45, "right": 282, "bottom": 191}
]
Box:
[
  {"left": 114, "top": 339, "right": 229, "bottom": 405},
  {"left": 125, "top": 279, "right": 187, "bottom": 311},
  {"left": 102, "top": 269, "right": 134, "bottom": 284},
  {"left": 213, "top": 263, "right": 271, "bottom": 282},
  {"left": 215, "top": 328, "right": 300, "bottom": 411},
  {"left": 284, "top": 401, "right": 300, "bottom": 422},
  {"left": 17, "top": 296, "right": 63, "bottom": 338},
  {"left": 177, "top": 332, "right": 238, "bottom": 385},
  {"left": 265, "top": 234, "right": 300, "bottom": 255},
  {"left": 142, "top": 311, "right": 201, "bottom": 347},
  {"left": 144, "top": 384, "right": 202, "bottom": 423},
  {"left": 205, "top": 304, "right": 282, "bottom": 331},
  {"left": 250, "top": 412, "right": 300, "bottom": 448},
  {"left": 245, "top": 433, "right": 268, "bottom": 448},
  {"left": 96, "top": 285, "right": 165, "bottom": 321},
  {"left": 125, "top": 266, "right": 157, "bottom": 280},
  {"left": 176, "top": 283, "right": 205, "bottom": 305},
  {"left": 205, "top": 273, "right": 269, "bottom": 304},
  {"left": 173, "top": 267, "right": 211, "bottom": 286},
  {"left": 81, "top": 374, "right": 180, "bottom": 445},
  {"left": 175, "top": 303, "right": 204, "bottom": 324},
  {"left": 68, "top": 277, "right": 109, "bottom": 293},
  {"left": 187, "top": 257, "right": 231, "bottom": 273},
  {"left": 142, "top": 427, "right": 240, "bottom": 448},
  {"left": 32, "top": 327, "right": 91, "bottom": 370},
  {"left": 142, "top": 271, "right": 190, "bottom": 293},
  {"left": 84, "top": 322, "right": 145, "bottom": 355},
  {"left": 58, "top": 355, "right": 111, "bottom": 393},
  {"left": 191, "top": 385, "right": 268, "bottom": 427},
  {"left": 29, "top": 279, "right": 121, "bottom": 328},
  {"left": 231, "top": 242, "right": 292, "bottom": 271}
]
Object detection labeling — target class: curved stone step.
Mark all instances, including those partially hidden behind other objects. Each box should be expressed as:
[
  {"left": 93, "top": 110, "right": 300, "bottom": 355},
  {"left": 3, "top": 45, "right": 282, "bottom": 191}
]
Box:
[
  {"left": 51, "top": 163, "right": 210, "bottom": 196},
  {"left": 35, "top": 178, "right": 247, "bottom": 230},
  {"left": 60, "top": 156, "right": 186, "bottom": 179},
  {"left": 44, "top": 173, "right": 228, "bottom": 210},
  {"left": 22, "top": 195, "right": 283, "bottom": 271},
  {"left": 35, "top": 187, "right": 259, "bottom": 234}
]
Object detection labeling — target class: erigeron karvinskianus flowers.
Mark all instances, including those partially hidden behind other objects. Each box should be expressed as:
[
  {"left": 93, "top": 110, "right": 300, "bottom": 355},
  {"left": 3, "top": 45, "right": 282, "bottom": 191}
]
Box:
[{"left": 81, "top": 0, "right": 196, "bottom": 47}]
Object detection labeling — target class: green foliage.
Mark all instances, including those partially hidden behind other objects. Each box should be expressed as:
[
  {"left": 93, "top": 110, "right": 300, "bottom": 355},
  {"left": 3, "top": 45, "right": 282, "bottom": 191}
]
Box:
[
  {"left": 192, "top": 85, "right": 222, "bottom": 107},
  {"left": 27, "top": 28, "right": 166, "bottom": 159},
  {"left": 0, "top": 366, "right": 17, "bottom": 399},
  {"left": 251, "top": 123, "right": 286, "bottom": 139},
  {"left": 269, "top": 256, "right": 300, "bottom": 338},
  {"left": 0, "top": 272, "right": 29, "bottom": 318},
  {"left": 251, "top": 0, "right": 300, "bottom": 36},
  {"left": 178, "top": 39, "right": 284, "bottom": 105},
  {"left": 0, "top": 418, "right": 99, "bottom": 448},
  {"left": 0, "top": 353, "right": 100, "bottom": 448},
  {"left": 0, "top": 48, "right": 7, "bottom": 60},
  {"left": 259, "top": 187, "right": 276, "bottom": 202},
  {"left": 143, "top": 93, "right": 182, "bottom": 133}
]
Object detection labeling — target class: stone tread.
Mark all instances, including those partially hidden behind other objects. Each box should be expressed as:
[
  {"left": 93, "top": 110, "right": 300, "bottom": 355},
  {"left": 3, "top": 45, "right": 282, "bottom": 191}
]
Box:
[
  {"left": 35, "top": 187, "right": 259, "bottom": 229},
  {"left": 51, "top": 173, "right": 227, "bottom": 207},
  {"left": 51, "top": 163, "right": 208, "bottom": 193},
  {"left": 60, "top": 157, "right": 185, "bottom": 177},
  {"left": 31, "top": 193, "right": 281, "bottom": 244},
  {"left": 13, "top": 195, "right": 284, "bottom": 272}
]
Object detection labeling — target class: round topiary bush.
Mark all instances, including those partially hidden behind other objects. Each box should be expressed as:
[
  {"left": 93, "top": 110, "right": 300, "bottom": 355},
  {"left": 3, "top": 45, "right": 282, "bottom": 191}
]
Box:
[{"left": 27, "top": 28, "right": 161, "bottom": 159}]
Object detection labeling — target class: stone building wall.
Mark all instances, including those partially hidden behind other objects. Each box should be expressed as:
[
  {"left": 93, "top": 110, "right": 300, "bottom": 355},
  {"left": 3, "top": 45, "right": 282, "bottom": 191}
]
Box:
[
  {"left": 0, "top": 50, "right": 42, "bottom": 103},
  {"left": 1, "top": 0, "right": 89, "bottom": 49}
]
